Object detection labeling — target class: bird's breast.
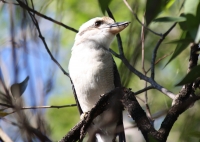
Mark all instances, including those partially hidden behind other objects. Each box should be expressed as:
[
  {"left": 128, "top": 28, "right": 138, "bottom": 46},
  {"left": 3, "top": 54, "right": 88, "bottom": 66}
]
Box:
[{"left": 69, "top": 47, "right": 115, "bottom": 112}]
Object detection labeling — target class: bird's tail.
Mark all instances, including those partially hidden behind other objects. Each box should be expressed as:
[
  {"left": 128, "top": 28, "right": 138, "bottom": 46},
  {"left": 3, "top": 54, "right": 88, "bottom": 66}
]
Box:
[
  {"left": 95, "top": 131, "right": 126, "bottom": 142},
  {"left": 118, "top": 131, "right": 126, "bottom": 142},
  {"left": 87, "top": 125, "right": 126, "bottom": 142},
  {"left": 96, "top": 134, "right": 114, "bottom": 142}
]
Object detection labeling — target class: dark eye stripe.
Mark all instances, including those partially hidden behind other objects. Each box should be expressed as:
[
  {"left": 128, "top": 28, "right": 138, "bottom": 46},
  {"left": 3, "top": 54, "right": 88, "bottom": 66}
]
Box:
[
  {"left": 94, "top": 21, "right": 102, "bottom": 27},
  {"left": 79, "top": 20, "right": 103, "bottom": 36}
]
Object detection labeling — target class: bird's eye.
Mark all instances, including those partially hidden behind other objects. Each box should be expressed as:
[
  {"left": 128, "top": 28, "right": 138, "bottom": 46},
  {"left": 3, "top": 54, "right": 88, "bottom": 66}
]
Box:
[{"left": 94, "top": 21, "right": 102, "bottom": 27}]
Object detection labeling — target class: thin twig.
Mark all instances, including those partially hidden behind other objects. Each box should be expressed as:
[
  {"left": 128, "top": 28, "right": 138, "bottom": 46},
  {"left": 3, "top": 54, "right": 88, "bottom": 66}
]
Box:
[
  {"left": 134, "top": 86, "right": 154, "bottom": 95},
  {"left": 0, "top": 102, "right": 76, "bottom": 110},
  {"left": 151, "top": 23, "right": 176, "bottom": 79},
  {"left": 0, "top": 0, "right": 19, "bottom": 5},
  {"left": 107, "top": 8, "right": 125, "bottom": 56},
  {"left": 0, "top": 103, "right": 13, "bottom": 108},
  {"left": 20, "top": 104, "right": 77, "bottom": 110},
  {"left": 141, "top": 18, "right": 146, "bottom": 74},
  {"left": 140, "top": 16, "right": 152, "bottom": 120},
  {"left": 117, "top": 48, "right": 175, "bottom": 99},
  {"left": 107, "top": 8, "right": 175, "bottom": 99},
  {"left": 123, "top": 0, "right": 162, "bottom": 37},
  {"left": 19, "top": 0, "right": 70, "bottom": 77},
  {"left": 12, "top": 0, "right": 78, "bottom": 33},
  {"left": 147, "top": 52, "right": 173, "bottom": 73},
  {"left": 109, "top": 49, "right": 121, "bottom": 58},
  {"left": 2, "top": 118, "right": 51, "bottom": 142}
]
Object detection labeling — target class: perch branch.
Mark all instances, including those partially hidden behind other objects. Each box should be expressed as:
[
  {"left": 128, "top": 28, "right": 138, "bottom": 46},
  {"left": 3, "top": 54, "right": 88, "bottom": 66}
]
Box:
[{"left": 59, "top": 88, "right": 122, "bottom": 142}]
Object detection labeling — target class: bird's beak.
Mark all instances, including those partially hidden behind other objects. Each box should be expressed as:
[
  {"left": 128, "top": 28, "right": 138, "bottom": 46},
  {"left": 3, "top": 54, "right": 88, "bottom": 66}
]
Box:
[{"left": 109, "top": 21, "right": 130, "bottom": 34}]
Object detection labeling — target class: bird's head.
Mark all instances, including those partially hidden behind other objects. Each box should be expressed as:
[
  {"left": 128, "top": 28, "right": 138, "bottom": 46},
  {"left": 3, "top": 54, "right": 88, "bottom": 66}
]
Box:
[{"left": 75, "top": 17, "right": 130, "bottom": 48}]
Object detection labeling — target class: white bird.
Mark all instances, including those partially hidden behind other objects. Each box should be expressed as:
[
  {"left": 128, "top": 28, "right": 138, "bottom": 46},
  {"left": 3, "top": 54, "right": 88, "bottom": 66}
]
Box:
[{"left": 69, "top": 16, "right": 129, "bottom": 142}]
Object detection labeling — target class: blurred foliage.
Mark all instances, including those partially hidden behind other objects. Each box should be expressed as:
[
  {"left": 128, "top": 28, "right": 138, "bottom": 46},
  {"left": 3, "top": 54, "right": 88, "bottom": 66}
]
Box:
[
  {"left": 176, "top": 64, "right": 200, "bottom": 86},
  {"left": 0, "top": 0, "right": 200, "bottom": 141},
  {"left": 46, "top": 96, "right": 79, "bottom": 141}
]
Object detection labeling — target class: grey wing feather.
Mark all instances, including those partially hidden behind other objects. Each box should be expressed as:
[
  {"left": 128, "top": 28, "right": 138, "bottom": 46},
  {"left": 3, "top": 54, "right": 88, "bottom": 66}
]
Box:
[
  {"left": 112, "top": 58, "right": 126, "bottom": 142},
  {"left": 70, "top": 77, "right": 83, "bottom": 115},
  {"left": 113, "top": 58, "right": 121, "bottom": 88}
]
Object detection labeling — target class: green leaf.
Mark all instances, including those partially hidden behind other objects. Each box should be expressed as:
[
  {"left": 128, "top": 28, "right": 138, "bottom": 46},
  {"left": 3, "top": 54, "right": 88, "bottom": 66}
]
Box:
[
  {"left": 145, "top": 0, "right": 176, "bottom": 25},
  {"left": 165, "top": 38, "right": 193, "bottom": 44},
  {"left": 184, "top": 0, "right": 199, "bottom": 15},
  {"left": 176, "top": 65, "right": 200, "bottom": 86},
  {"left": 98, "top": 0, "right": 112, "bottom": 15},
  {"left": 154, "top": 16, "right": 186, "bottom": 22},
  {"left": 195, "top": 26, "right": 200, "bottom": 43},
  {"left": 179, "top": 0, "right": 200, "bottom": 31},
  {"left": 165, "top": 0, "right": 176, "bottom": 9},
  {"left": 179, "top": 14, "right": 200, "bottom": 31},
  {"left": 11, "top": 76, "right": 29, "bottom": 98},
  {"left": 164, "top": 32, "right": 191, "bottom": 67},
  {"left": 0, "top": 111, "right": 9, "bottom": 117}
]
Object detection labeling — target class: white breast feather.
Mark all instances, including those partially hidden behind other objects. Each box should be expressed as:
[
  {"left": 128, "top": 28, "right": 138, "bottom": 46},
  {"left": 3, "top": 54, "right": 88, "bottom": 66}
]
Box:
[{"left": 69, "top": 42, "right": 114, "bottom": 112}]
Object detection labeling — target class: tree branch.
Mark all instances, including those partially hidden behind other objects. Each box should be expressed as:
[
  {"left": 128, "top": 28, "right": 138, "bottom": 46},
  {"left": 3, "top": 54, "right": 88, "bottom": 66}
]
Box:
[
  {"left": 151, "top": 23, "right": 176, "bottom": 80},
  {"left": 59, "top": 88, "right": 122, "bottom": 142},
  {"left": 122, "top": 0, "right": 162, "bottom": 37},
  {"left": 60, "top": 84, "right": 200, "bottom": 142},
  {"left": 14, "top": 0, "right": 78, "bottom": 33},
  {"left": 106, "top": 9, "right": 176, "bottom": 100},
  {"left": 17, "top": 0, "right": 70, "bottom": 77},
  {"left": 134, "top": 86, "right": 154, "bottom": 95},
  {"left": 159, "top": 95, "right": 200, "bottom": 141}
]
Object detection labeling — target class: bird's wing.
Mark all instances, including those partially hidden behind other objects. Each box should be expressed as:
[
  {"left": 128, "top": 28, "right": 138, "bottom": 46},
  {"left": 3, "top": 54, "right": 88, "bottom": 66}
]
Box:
[
  {"left": 113, "top": 58, "right": 122, "bottom": 88},
  {"left": 112, "top": 58, "right": 126, "bottom": 142},
  {"left": 70, "top": 77, "right": 83, "bottom": 115}
]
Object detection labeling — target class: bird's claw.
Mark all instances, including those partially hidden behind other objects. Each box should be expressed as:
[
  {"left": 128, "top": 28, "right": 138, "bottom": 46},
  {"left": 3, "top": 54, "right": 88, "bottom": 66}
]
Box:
[
  {"left": 100, "top": 94, "right": 104, "bottom": 97},
  {"left": 80, "top": 112, "right": 89, "bottom": 120}
]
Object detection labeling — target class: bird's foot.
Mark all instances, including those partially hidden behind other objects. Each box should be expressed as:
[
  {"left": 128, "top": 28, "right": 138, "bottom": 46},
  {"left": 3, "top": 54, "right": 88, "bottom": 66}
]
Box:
[
  {"left": 100, "top": 94, "right": 104, "bottom": 97},
  {"left": 80, "top": 112, "right": 89, "bottom": 120}
]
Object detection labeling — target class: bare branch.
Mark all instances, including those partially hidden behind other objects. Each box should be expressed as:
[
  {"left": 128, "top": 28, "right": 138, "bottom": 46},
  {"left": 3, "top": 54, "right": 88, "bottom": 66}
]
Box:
[
  {"left": 59, "top": 88, "right": 122, "bottom": 142},
  {"left": 140, "top": 15, "right": 153, "bottom": 120},
  {"left": 123, "top": 89, "right": 162, "bottom": 141},
  {"left": 107, "top": 8, "right": 176, "bottom": 99},
  {"left": 172, "top": 43, "right": 200, "bottom": 105},
  {"left": 159, "top": 95, "right": 200, "bottom": 140},
  {"left": 122, "top": 0, "right": 162, "bottom": 37},
  {"left": 2, "top": 118, "right": 51, "bottom": 142},
  {"left": 109, "top": 49, "right": 121, "bottom": 58},
  {"left": 123, "top": 88, "right": 200, "bottom": 141},
  {"left": 18, "top": 0, "right": 70, "bottom": 77},
  {"left": 0, "top": 102, "right": 76, "bottom": 112},
  {"left": 147, "top": 52, "right": 173, "bottom": 73},
  {"left": 134, "top": 86, "right": 154, "bottom": 95},
  {"left": 0, "top": 0, "right": 18, "bottom": 5},
  {"left": 151, "top": 23, "right": 177, "bottom": 79},
  {"left": 20, "top": 104, "right": 77, "bottom": 110},
  {"left": 13, "top": 0, "right": 78, "bottom": 33},
  {"left": 0, "top": 103, "right": 13, "bottom": 108},
  {"left": 60, "top": 85, "right": 200, "bottom": 142}
]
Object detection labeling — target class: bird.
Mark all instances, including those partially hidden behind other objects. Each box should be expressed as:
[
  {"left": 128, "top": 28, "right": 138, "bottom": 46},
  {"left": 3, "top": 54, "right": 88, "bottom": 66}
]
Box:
[{"left": 68, "top": 16, "right": 129, "bottom": 142}]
